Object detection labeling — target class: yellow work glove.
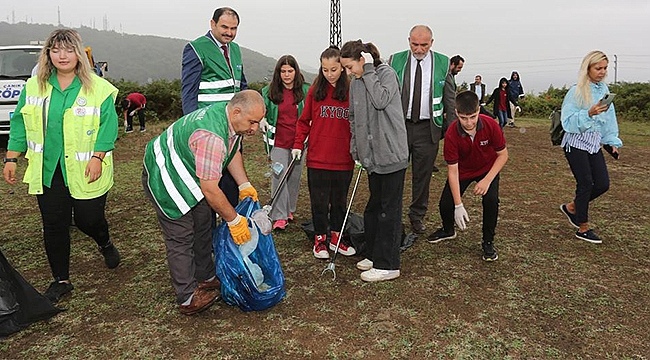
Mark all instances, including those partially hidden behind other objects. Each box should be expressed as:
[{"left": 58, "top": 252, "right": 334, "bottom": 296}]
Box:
[
  {"left": 238, "top": 181, "right": 258, "bottom": 201},
  {"left": 227, "top": 214, "right": 251, "bottom": 245}
]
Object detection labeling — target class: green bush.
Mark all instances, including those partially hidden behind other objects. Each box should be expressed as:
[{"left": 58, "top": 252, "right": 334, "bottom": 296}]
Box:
[{"left": 518, "top": 82, "right": 650, "bottom": 122}]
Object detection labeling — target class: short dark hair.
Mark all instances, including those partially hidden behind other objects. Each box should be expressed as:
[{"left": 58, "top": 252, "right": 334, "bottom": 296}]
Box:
[
  {"left": 450, "top": 55, "right": 464, "bottom": 66},
  {"left": 121, "top": 99, "right": 130, "bottom": 111},
  {"left": 212, "top": 7, "right": 239, "bottom": 24},
  {"left": 455, "top": 91, "right": 480, "bottom": 115}
]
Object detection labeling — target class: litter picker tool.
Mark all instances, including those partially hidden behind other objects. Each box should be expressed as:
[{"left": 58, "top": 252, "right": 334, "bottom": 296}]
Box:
[{"left": 321, "top": 165, "right": 364, "bottom": 281}]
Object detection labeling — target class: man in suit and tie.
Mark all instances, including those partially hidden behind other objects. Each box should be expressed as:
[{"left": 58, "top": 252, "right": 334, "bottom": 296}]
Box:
[{"left": 388, "top": 25, "right": 452, "bottom": 235}]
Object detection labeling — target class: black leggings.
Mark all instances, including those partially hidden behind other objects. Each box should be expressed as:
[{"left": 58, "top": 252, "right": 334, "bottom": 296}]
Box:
[
  {"left": 307, "top": 168, "right": 353, "bottom": 235},
  {"left": 37, "top": 166, "right": 111, "bottom": 281},
  {"left": 564, "top": 147, "right": 609, "bottom": 224}
]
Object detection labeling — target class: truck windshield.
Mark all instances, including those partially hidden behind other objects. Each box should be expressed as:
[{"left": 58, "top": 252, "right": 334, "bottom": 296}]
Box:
[{"left": 0, "top": 49, "right": 40, "bottom": 78}]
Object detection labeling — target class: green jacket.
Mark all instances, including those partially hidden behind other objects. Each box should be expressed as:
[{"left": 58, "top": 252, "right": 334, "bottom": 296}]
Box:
[
  {"left": 19, "top": 75, "right": 117, "bottom": 199},
  {"left": 189, "top": 36, "right": 244, "bottom": 106},
  {"left": 389, "top": 50, "right": 449, "bottom": 128},
  {"left": 143, "top": 103, "right": 238, "bottom": 219},
  {"left": 260, "top": 83, "right": 310, "bottom": 152}
]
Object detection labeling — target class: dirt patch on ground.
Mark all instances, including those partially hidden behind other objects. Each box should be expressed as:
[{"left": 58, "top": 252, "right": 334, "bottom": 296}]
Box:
[{"left": 1, "top": 119, "right": 649, "bottom": 359}]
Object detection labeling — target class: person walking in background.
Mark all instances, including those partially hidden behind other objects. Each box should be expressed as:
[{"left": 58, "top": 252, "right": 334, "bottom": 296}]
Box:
[
  {"left": 142, "top": 90, "right": 264, "bottom": 315},
  {"left": 443, "top": 55, "right": 465, "bottom": 125},
  {"left": 559, "top": 50, "right": 622, "bottom": 244},
  {"left": 121, "top": 92, "right": 147, "bottom": 133},
  {"left": 181, "top": 6, "right": 247, "bottom": 207},
  {"left": 507, "top": 71, "right": 524, "bottom": 127},
  {"left": 470, "top": 74, "right": 487, "bottom": 104},
  {"left": 2, "top": 29, "right": 121, "bottom": 303},
  {"left": 486, "top": 77, "right": 520, "bottom": 128},
  {"left": 341, "top": 40, "right": 409, "bottom": 282},
  {"left": 259, "top": 55, "right": 310, "bottom": 231},
  {"left": 388, "top": 25, "right": 449, "bottom": 235},
  {"left": 293, "top": 46, "right": 355, "bottom": 260},
  {"left": 427, "top": 91, "right": 508, "bottom": 262}
]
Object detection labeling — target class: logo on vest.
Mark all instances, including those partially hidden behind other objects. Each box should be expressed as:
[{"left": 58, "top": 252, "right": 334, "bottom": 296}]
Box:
[
  {"left": 76, "top": 97, "right": 87, "bottom": 106},
  {"left": 86, "top": 129, "right": 95, "bottom": 136},
  {"left": 74, "top": 107, "right": 86, "bottom": 116}
]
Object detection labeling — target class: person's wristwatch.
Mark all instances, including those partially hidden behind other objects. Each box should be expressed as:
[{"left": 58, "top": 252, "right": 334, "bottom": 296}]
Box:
[{"left": 3, "top": 157, "right": 18, "bottom": 164}]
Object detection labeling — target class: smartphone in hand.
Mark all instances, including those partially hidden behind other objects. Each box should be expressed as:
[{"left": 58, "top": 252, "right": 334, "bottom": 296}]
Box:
[
  {"left": 603, "top": 144, "right": 619, "bottom": 160},
  {"left": 599, "top": 93, "right": 616, "bottom": 107}
]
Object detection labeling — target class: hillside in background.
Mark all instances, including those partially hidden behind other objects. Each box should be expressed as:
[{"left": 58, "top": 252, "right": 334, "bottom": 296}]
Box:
[{"left": 0, "top": 22, "right": 312, "bottom": 84}]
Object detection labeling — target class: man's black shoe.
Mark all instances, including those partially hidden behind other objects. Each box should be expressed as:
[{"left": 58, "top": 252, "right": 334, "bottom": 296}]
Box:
[
  {"left": 44, "top": 281, "right": 74, "bottom": 303},
  {"left": 410, "top": 219, "right": 426, "bottom": 234},
  {"left": 99, "top": 242, "right": 121, "bottom": 269},
  {"left": 482, "top": 242, "right": 499, "bottom": 262},
  {"left": 427, "top": 228, "right": 457, "bottom": 243}
]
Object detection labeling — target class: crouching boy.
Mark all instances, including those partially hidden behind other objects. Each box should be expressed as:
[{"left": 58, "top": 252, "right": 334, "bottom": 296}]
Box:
[{"left": 427, "top": 91, "right": 508, "bottom": 261}]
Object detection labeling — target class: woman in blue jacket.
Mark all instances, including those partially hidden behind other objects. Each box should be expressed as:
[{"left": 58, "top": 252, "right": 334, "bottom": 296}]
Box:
[{"left": 559, "top": 50, "right": 622, "bottom": 244}]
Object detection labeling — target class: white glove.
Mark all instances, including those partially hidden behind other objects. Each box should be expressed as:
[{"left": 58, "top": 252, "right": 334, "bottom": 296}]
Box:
[
  {"left": 129, "top": 110, "right": 136, "bottom": 116},
  {"left": 291, "top": 148, "right": 302, "bottom": 160},
  {"left": 454, "top": 204, "right": 469, "bottom": 231},
  {"left": 259, "top": 118, "right": 269, "bottom": 133},
  {"left": 361, "top": 51, "right": 373, "bottom": 64},
  {"left": 515, "top": 106, "right": 522, "bottom": 113}
]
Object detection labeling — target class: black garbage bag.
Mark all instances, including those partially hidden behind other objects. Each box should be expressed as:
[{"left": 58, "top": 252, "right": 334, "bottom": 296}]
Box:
[
  {"left": 0, "top": 248, "right": 62, "bottom": 337},
  {"left": 301, "top": 214, "right": 416, "bottom": 255}
]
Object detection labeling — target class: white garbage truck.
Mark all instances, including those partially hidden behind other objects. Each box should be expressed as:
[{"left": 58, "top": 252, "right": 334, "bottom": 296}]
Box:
[{"left": 0, "top": 45, "right": 42, "bottom": 139}]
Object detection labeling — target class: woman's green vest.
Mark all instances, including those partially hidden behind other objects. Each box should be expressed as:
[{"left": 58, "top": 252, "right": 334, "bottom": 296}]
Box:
[
  {"left": 260, "top": 83, "right": 310, "bottom": 152},
  {"left": 21, "top": 75, "right": 117, "bottom": 199}
]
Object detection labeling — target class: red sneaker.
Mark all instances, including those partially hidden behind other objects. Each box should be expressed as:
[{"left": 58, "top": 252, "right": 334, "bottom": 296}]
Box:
[
  {"left": 329, "top": 231, "right": 356, "bottom": 256},
  {"left": 313, "top": 234, "right": 329, "bottom": 259}
]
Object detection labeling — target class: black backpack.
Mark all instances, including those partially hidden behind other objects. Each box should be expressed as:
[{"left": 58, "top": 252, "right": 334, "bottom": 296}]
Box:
[{"left": 549, "top": 109, "right": 564, "bottom": 146}]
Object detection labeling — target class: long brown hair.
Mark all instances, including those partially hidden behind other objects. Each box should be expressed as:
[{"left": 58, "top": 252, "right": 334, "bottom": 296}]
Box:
[
  {"left": 268, "top": 55, "right": 306, "bottom": 105},
  {"left": 313, "top": 46, "right": 349, "bottom": 102},
  {"left": 36, "top": 29, "right": 94, "bottom": 94}
]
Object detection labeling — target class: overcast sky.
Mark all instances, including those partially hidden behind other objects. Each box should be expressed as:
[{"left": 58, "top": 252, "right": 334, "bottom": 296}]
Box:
[{"left": 4, "top": 0, "right": 650, "bottom": 93}]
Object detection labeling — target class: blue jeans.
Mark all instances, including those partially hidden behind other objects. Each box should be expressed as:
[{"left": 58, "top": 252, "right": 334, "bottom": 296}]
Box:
[{"left": 496, "top": 110, "right": 508, "bottom": 128}]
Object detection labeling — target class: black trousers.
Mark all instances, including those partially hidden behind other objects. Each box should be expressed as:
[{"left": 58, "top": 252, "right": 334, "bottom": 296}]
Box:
[
  {"left": 564, "top": 147, "right": 609, "bottom": 224},
  {"left": 126, "top": 108, "right": 145, "bottom": 129},
  {"left": 439, "top": 173, "right": 500, "bottom": 243},
  {"left": 36, "top": 166, "right": 111, "bottom": 281},
  {"left": 307, "top": 168, "right": 353, "bottom": 236},
  {"left": 363, "top": 169, "right": 406, "bottom": 270}
]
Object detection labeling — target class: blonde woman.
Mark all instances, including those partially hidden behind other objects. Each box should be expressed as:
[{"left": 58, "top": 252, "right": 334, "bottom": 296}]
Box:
[
  {"left": 559, "top": 50, "right": 622, "bottom": 244},
  {"left": 3, "top": 29, "right": 120, "bottom": 303}
]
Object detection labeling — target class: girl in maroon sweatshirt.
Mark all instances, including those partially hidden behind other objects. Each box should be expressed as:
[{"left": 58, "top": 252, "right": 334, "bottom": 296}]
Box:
[{"left": 293, "top": 46, "right": 355, "bottom": 260}]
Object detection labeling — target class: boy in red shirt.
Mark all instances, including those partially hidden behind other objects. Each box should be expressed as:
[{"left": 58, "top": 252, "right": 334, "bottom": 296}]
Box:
[
  {"left": 427, "top": 91, "right": 509, "bottom": 261},
  {"left": 122, "top": 92, "right": 147, "bottom": 133}
]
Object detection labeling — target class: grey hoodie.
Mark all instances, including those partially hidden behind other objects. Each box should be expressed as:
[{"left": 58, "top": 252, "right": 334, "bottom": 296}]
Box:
[{"left": 349, "top": 62, "right": 409, "bottom": 175}]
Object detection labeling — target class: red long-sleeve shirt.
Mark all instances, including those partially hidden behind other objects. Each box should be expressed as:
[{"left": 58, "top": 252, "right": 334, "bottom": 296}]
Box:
[{"left": 294, "top": 85, "right": 354, "bottom": 171}]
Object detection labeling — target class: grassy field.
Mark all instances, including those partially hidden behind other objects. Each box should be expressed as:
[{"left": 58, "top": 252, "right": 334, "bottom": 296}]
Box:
[{"left": 1, "top": 117, "right": 649, "bottom": 359}]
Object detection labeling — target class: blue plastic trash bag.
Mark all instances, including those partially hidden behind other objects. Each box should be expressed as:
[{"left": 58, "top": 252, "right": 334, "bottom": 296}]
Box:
[{"left": 213, "top": 197, "right": 286, "bottom": 311}]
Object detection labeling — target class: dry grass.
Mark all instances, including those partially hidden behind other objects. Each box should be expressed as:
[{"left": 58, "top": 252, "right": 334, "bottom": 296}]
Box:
[{"left": 1, "top": 117, "right": 649, "bottom": 359}]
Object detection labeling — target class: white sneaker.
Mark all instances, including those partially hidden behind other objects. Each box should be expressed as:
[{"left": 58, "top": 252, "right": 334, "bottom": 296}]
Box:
[
  {"left": 360, "top": 268, "right": 400, "bottom": 282},
  {"left": 356, "top": 258, "right": 373, "bottom": 271}
]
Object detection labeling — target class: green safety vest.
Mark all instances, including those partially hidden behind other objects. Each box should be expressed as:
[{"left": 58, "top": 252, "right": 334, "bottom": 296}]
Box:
[
  {"left": 389, "top": 50, "right": 449, "bottom": 127},
  {"left": 189, "top": 36, "right": 244, "bottom": 107},
  {"left": 260, "top": 83, "right": 310, "bottom": 152},
  {"left": 143, "top": 103, "right": 238, "bottom": 219},
  {"left": 20, "top": 75, "right": 117, "bottom": 199}
]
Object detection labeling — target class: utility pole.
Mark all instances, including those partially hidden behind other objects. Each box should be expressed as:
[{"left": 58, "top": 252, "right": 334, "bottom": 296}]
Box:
[
  {"left": 330, "top": 0, "right": 341, "bottom": 48},
  {"left": 613, "top": 54, "right": 618, "bottom": 84},
  {"left": 57, "top": 6, "right": 61, "bottom": 26}
]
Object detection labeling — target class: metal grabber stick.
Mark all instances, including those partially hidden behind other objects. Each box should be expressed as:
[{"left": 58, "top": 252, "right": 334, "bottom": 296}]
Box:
[
  {"left": 321, "top": 165, "right": 364, "bottom": 280},
  {"left": 262, "top": 156, "right": 298, "bottom": 215}
]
